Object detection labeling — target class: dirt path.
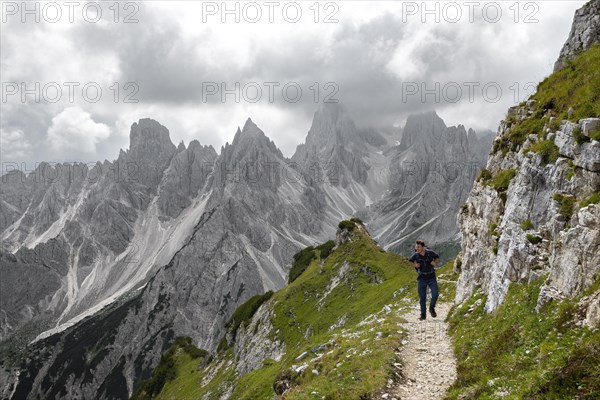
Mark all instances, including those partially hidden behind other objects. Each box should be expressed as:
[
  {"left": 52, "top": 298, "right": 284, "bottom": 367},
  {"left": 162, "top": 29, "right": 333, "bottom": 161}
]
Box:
[{"left": 382, "top": 302, "right": 457, "bottom": 400}]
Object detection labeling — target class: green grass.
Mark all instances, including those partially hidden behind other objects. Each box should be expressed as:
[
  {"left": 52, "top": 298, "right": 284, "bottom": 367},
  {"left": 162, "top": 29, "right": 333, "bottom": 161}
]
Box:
[
  {"left": 590, "top": 126, "right": 600, "bottom": 141},
  {"left": 525, "top": 139, "right": 560, "bottom": 165},
  {"left": 493, "top": 44, "right": 600, "bottom": 155},
  {"left": 574, "top": 126, "right": 590, "bottom": 145},
  {"left": 526, "top": 234, "right": 542, "bottom": 245},
  {"left": 476, "top": 168, "right": 493, "bottom": 183},
  {"left": 131, "top": 337, "right": 209, "bottom": 400},
  {"left": 536, "top": 45, "right": 600, "bottom": 122},
  {"left": 520, "top": 219, "right": 534, "bottom": 230},
  {"left": 566, "top": 159, "right": 577, "bottom": 180},
  {"left": 447, "top": 280, "right": 600, "bottom": 399},
  {"left": 288, "top": 241, "right": 335, "bottom": 284},
  {"left": 580, "top": 191, "right": 600, "bottom": 208},
  {"left": 552, "top": 193, "right": 577, "bottom": 221},
  {"left": 223, "top": 291, "right": 274, "bottom": 343},
  {"left": 144, "top": 224, "right": 443, "bottom": 400},
  {"left": 482, "top": 169, "right": 517, "bottom": 193},
  {"left": 488, "top": 223, "right": 499, "bottom": 238}
]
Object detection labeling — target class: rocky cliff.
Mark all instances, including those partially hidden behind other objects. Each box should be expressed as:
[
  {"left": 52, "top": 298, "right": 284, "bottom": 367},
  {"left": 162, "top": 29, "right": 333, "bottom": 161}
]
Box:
[
  {"left": 457, "top": 0, "right": 600, "bottom": 313},
  {"left": 554, "top": 0, "right": 600, "bottom": 71}
]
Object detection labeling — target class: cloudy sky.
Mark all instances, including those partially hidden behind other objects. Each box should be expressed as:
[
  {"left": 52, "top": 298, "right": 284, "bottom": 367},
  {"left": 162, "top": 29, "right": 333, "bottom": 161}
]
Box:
[{"left": 0, "top": 0, "right": 587, "bottom": 171}]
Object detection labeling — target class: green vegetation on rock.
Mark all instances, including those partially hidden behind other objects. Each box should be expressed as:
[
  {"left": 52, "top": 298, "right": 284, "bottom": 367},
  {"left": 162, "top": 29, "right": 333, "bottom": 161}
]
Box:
[
  {"left": 131, "top": 337, "right": 209, "bottom": 400},
  {"left": 553, "top": 193, "right": 577, "bottom": 221},
  {"left": 288, "top": 240, "right": 335, "bottom": 284},
  {"left": 493, "top": 44, "right": 600, "bottom": 155},
  {"left": 580, "top": 191, "right": 600, "bottom": 208},
  {"left": 525, "top": 139, "right": 560, "bottom": 165},
  {"left": 447, "top": 279, "right": 600, "bottom": 399}
]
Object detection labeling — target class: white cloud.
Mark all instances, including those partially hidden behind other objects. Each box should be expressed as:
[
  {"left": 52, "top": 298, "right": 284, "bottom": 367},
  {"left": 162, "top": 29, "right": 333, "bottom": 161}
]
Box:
[
  {"left": 47, "top": 107, "right": 110, "bottom": 153},
  {"left": 1, "top": 128, "right": 32, "bottom": 159}
]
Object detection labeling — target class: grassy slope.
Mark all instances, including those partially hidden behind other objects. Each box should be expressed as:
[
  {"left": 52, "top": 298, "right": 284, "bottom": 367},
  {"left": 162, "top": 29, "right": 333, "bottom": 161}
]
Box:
[
  {"left": 493, "top": 43, "right": 600, "bottom": 155},
  {"left": 145, "top": 225, "right": 457, "bottom": 399},
  {"left": 446, "top": 277, "right": 600, "bottom": 400}
]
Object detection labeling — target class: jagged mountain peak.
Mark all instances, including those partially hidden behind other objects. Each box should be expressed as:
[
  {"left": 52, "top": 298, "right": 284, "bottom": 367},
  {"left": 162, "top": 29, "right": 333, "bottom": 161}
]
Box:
[
  {"left": 231, "top": 118, "right": 270, "bottom": 145},
  {"left": 307, "top": 103, "right": 357, "bottom": 145},
  {"left": 398, "top": 110, "right": 447, "bottom": 150},
  {"left": 221, "top": 118, "right": 285, "bottom": 166},
  {"left": 127, "top": 118, "right": 177, "bottom": 161}
]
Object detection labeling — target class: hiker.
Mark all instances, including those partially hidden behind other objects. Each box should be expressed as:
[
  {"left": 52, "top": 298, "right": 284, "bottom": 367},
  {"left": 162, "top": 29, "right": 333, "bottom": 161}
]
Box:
[{"left": 409, "top": 240, "right": 440, "bottom": 320}]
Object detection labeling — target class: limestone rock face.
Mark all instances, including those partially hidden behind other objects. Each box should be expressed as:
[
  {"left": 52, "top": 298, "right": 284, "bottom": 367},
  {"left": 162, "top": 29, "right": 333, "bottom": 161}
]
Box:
[
  {"left": 457, "top": 1, "right": 600, "bottom": 313},
  {"left": 457, "top": 110, "right": 600, "bottom": 313},
  {"left": 554, "top": 0, "right": 600, "bottom": 72}
]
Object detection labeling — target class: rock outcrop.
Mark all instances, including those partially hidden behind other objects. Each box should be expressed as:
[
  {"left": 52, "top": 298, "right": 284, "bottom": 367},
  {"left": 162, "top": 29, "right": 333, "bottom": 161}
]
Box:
[
  {"left": 457, "top": 0, "right": 600, "bottom": 312},
  {"left": 554, "top": 0, "right": 600, "bottom": 71}
]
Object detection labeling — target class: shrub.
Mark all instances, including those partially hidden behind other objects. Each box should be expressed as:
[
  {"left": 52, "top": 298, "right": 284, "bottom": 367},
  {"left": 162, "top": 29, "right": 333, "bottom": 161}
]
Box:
[
  {"left": 520, "top": 219, "right": 534, "bottom": 230},
  {"left": 548, "top": 118, "right": 561, "bottom": 131},
  {"left": 553, "top": 193, "right": 577, "bottom": 220},
  {"left": 488, "top": 223, "right": 500, "bottom": 237},
  {"left": 338, "top": 220, "right": 357, "bottom": 231},
  {"left": 566, "top": 159, "right": 577, "bottom": 180},
  {"left": 316, "top": 240, "right": 335, "bottom": 260},
  {"left": 288, "top": 241, "right": 335, "bottom": 284},
  {"left": 483, "top": 169, "right": 517, "bottom": 193},
  {"left": 289, "top": 246, "right": 315, "bottom": 283},
  {"left": 349, "top": 217, "right": 363, "bottom": 224},
  {"left": 477, "top": 168, "right": 493, "bottom": 183},
  {"left": 573, "top": 126, "right": 590, "bottom": 145},
  {"left": 225, "top": 291, "right": 274, "bottom": 340},
  {"left": 580, "top": 192, "right": 600, "bottom": 208},
  {"left": 131, "top": 337, "right": 208, "bottom": 399},
  {"left": 526, "top": 234, "right": 542, "bottom": 245},
  {"left": 526, "top": 139, "right": 560, "bottom": 165}
]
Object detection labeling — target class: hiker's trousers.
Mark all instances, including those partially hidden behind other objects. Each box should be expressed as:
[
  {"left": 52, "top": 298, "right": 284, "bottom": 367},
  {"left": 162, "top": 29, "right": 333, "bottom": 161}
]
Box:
[{"left": 417, "top": 275, "right": 439, "bottom": 317}]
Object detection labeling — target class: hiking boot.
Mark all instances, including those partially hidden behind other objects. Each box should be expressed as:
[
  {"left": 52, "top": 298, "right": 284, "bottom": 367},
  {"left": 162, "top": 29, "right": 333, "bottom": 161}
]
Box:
[
  {"left": 419, "top": 315, "right": 426, "bottom": 321},
  {"left": 429, "top": 307, "right": 437, "bottom": 318}
]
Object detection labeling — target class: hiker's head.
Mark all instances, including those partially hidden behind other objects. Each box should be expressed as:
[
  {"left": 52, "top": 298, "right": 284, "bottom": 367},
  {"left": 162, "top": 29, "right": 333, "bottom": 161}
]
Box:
[{"left": 415, "top": 240, "right": 426, "bottom": 253}]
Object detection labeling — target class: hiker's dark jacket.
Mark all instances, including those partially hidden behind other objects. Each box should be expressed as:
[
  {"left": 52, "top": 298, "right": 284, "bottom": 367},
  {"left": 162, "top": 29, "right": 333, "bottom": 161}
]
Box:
[{"left": 409, "top": 249, "right": 440, "bottom": 277}]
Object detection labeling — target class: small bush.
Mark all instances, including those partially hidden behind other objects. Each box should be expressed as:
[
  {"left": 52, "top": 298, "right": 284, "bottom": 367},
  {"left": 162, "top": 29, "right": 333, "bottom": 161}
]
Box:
[
  {"left": 520, "top": 219, "right": 534, "bottom": 230},
  {"left": 488, "top": 223, "right": 500, "bottom": 237},
  {"left": 553, "top": 193, "right": 577, "bottom": 220},
  {"left": 477, "top": 168, "right": 492, "bottom": 183},
  {"left": 338, "top": 220, "right": 357, "bottom": 231},
  {"left": 566, "top": 159, "right": 577, "bottom": 180},
  {"left": 526, "top": 139, "right": 560, "bottom": 165},
  {"left": 289, "top": 246, "right": 316, "bottom": 283},
  {"left": 316, "top": 240, "right": 335, "bottom": 260},
  {"left": 483, "top": 169, "right": 517, "bottom": 193},
  {"left": 548, "top": 118, "right": 561, "bottom": 131},
  {"left": 131, "top": 337, "right": 208, "bottom": 399},
  {"left": 580, "top": 192, "right": 600, "bottom": 208},
  {"left": 349, "top": 217, "right": 363, "bottom": 224},
  {"left": 288, "top": 241, "right": 335, "bottom": 284},
  {"left": 526, "top": 234, "right": 542, "bottom": 245},
  {"left": 225, "top": 291, "right": 274, "bottom": 340},
  {"left": 573, "top": 126, "right": 590, "bottom": 145}
]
